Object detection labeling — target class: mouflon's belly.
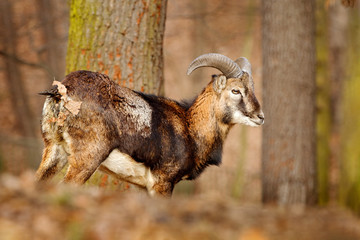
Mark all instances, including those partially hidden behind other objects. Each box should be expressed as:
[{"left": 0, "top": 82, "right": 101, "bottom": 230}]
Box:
[{"left": 99, "top": 149, "right": 156, "bottom": 191}]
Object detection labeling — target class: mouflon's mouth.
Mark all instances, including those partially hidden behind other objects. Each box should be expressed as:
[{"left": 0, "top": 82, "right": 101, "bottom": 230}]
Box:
[{"left": 251, "top": 113, "right": 264, "bottom": 125}]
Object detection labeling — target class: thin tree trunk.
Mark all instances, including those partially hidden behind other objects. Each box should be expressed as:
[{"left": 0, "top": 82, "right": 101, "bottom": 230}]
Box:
[
  {"left": 262, "top": 0, "right": 317, "bottom": 205},
  {"left": 328, "top": 0, "right": 349, "bottom": 202},
  {"left": 339, "top": 3, "right": 360, "bottom": 215},
  {"left": 0, "top": 0, "right": 38, "bottom": 172},
  {"left": 66, "top": 0, "right": 167, "bottom": 94},
  {"left": 315, "top": 0, "right": 331, "bottom": 205},
  {"left": 36, "top": 0, "right": 64, "bottom": 80}
]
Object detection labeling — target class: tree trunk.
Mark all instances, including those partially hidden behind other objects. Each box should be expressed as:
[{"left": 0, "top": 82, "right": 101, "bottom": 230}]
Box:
[
  {"left": 339, "top": 3, "right": 360, "bottom": 215},
  {"left": 261, "top": 0, "right": 317, "bottom": 205},
  {"left": 0, "top": 0, "right": 39, "bottom": 172},
  {"left": 328, "top": 0, "right": 349, "bottom": 203},
  {"left": 315, "top": 0, "right": 330, "bottom": 205},
  {"left": 36, "top": 0, "right": 66, "bottom": 81},
  {"left": 66, "top": 0, "right": 167, "bottom": 94}
]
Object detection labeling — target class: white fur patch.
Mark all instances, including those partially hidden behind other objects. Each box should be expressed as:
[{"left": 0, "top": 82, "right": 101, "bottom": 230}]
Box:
[
  {"left": 232, "top": 110, "right": 259, "bottom": 127},
  {"left": 42, "top": 98, "right": 50, "bottom": 115},
  {"left": 62, "top": 131, "right": 73, "bottom": 155},
  {"left": 41, "top": 98, "right": 52, "bottom": 133},
  {"left": 100, "top": 149, "right": 155, "bottom": 191},
  {"left": 130, "top": 97, "right": 152, "bottom": 137},
  {"left": 121, "top": 92, "right": 152, "bottom": 137}
]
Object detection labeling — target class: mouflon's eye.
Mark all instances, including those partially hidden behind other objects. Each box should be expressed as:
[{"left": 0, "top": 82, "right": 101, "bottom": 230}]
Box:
[{"left": 231, "top": 89, "right": 241, "bottom": 95}]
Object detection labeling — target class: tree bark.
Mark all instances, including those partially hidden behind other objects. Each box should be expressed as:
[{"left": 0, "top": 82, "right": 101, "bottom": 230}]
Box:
[
  {"left": 0, "top": 0, "right": 39, "bottom": 172},
  {"left": 0, "top": 0, "right": 37, "bottom": 138},
  {"left": 339, "top": 3, "right": 360, "bottom": 215},
  {"left": 327, "top": 1, "right": 349, "bottom": 203},
  {"left": 261, "top": 0, "right": 317, "bottom": 205},
  {"left": 66, "top": 0, "right": 167, "bottom": 94},
  {"left": 36, "top": 0, "right": 66, "bottom": 80}
]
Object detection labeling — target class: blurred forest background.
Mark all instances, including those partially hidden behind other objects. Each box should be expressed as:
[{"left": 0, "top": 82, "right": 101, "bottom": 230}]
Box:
[{"left": 1, "top": 0, "right": 360, "bottom": 239}]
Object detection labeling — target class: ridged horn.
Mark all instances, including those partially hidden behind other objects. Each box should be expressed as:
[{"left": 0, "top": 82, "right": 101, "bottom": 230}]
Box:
[
  {"left": 235, "top": 57, "right": 252, "bottom": 75},
  {"left": 235, "top": 57, "right": 254, "bottom": 90},
  {"left": 187, "top": 53, "right": 243, "bottom": 78}
]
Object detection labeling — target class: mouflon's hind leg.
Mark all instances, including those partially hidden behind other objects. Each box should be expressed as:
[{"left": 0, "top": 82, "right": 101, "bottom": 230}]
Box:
[
  {"left": 63, "top": 163, "right": 97, "bottom": 185},
  {"left": 36, "top": 141, "right": 68, "bottom": 182},
  {"left": 63, "top": 145, "right": 110, "bottom": 185}
]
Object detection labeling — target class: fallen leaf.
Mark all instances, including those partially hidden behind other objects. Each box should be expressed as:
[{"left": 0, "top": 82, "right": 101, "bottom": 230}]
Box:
[
  {"left": 64, "top": 99, "right": 82, "bottom": 115},
  {"left": 51, "top": 80, "right": 82, "bottom": 116},
  {"left": 52, "top": 81, "right": 67, "bottom": 96}
]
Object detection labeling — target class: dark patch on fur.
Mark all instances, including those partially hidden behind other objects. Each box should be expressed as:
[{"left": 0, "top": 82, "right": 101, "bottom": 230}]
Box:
[
  {"left": 222, "top": 106, "right": 233, "bottom": 124},
  {"left": 131, "top": 92, "right": 195, "bottom": 176},
  {"left": 208, "top": 144, "right": 223, "bottom": 166}
]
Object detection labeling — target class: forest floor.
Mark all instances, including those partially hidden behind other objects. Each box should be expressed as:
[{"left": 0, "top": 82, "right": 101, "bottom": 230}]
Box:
[{"left": 1, "top": 171, "right": 360, "bottom": 240}]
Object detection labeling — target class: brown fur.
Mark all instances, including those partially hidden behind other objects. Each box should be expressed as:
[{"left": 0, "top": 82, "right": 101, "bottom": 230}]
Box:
[{"left": 36, "top": 70, "right": 263, "bottom": 197}]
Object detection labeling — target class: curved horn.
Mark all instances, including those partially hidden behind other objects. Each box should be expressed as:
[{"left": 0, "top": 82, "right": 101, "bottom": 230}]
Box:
[
  {"left": 235, "top": 57, "right": 254, "bottom": 90},
  {"left": 235, "top": 57, "right": 252, "bottom": 75},
  {"left": 187, "top": 53, "right": 243, "bottom": 78}
]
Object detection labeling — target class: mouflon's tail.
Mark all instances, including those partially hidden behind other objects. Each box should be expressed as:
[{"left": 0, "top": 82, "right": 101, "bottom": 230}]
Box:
[{"left": 38, "top": 86, "right": 61, "bottom": 101}]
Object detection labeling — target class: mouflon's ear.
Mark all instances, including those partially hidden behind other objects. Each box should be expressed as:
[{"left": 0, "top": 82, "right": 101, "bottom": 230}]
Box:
[{"left": 212, "top": 75, "right": 227, "bottom": 93}]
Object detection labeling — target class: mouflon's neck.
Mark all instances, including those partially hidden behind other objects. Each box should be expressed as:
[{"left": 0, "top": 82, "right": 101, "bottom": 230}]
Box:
[{"left": 186, "top": 86, "right": 231, "bottom": 177}]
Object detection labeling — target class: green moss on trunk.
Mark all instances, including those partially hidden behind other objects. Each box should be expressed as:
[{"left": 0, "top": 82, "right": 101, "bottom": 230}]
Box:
[
  {"left": 65, "top": 0, "right": 167, "bottom": 94},
  {"left": 340, "top": 9, "right": 360, "bottom": 214},
  {"left": 66, "top": 0, "right": 99, "bottom": 73}
]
